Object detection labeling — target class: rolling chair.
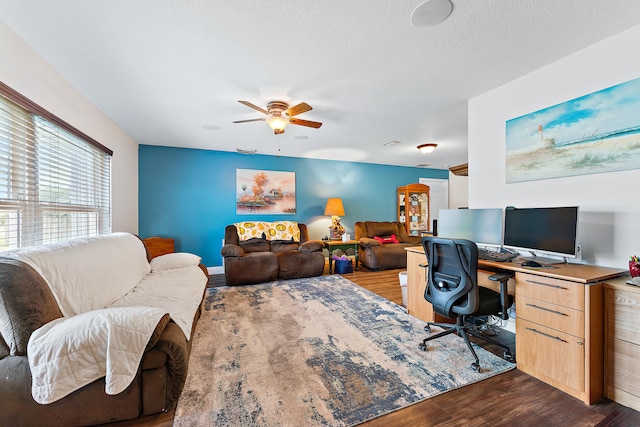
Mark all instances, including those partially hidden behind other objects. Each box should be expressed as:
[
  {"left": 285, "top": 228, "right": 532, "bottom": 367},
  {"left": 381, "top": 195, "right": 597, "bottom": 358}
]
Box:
[{"left": 418, "top": 236, "right": 514, "bottom": 371}]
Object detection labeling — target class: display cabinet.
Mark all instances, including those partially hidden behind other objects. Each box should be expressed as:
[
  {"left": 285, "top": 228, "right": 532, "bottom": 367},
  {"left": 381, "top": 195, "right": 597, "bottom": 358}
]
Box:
[{"left": 397, "top": 183, "right": 430, "bottom": 236}]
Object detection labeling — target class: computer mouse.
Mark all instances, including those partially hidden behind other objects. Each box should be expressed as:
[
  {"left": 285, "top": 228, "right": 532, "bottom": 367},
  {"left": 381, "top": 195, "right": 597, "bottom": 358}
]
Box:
[{"left": 521, "top": 260, "right": 542, "bottom": 268}]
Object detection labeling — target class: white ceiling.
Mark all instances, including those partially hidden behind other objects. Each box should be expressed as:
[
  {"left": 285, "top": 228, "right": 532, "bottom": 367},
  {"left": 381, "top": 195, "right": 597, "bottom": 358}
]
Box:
[{"left": 2, "top": 1, "right": 640, "bottom": 169}]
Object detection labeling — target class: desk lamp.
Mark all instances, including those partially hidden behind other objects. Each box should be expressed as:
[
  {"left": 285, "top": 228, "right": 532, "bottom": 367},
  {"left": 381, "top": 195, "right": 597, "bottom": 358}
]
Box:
[{"left": 324, "top": 198, "right": 345, "bottom": 240}]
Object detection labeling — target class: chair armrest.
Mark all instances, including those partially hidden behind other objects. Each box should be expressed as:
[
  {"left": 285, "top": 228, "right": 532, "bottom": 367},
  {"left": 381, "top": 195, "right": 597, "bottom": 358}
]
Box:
[
  {"left": 220, "top": 244, "right": 245, "bottom": 257},
  {"left": 489, "top": 272, "right": 514, "bottom": 320},
  {"left": 358, "top": 237, "right": 380, "bottom": 248},
  {"left": 141, "top": 321, "right": 189, "bottom": 412},
  {"left": 298, "top": 240, "right": 324, "bottom": 253}
]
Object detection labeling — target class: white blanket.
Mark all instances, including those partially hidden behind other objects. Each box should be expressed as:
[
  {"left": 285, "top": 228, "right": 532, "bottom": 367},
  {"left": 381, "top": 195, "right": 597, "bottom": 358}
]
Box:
[
  {"left": 111, "top": 264, "right": 207, "bottom": 341},
  {"left": 28, "top": 306, "right": 168, "bottom": 404}
]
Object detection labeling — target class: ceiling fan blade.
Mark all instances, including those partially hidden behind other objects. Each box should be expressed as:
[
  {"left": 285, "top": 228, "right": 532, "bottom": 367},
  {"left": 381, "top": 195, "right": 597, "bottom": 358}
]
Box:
[
  {"left": 285, "top": 102, "right": 312, "bottom": 117},
  {"left": 232, "top": 118, "right": 266, "bottom": 124},
  {"left": 238, "top": 100, "right": 268, "bottom": 115},
  {"left": 289, "top": 118, "right": 322, "bottom": 128}
]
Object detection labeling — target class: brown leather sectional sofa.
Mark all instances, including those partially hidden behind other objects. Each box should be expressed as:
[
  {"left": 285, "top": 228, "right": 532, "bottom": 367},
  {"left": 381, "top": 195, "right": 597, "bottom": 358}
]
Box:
[
  {"left": 355, "top": 221, "right": 422, "bottom": 270},
  {"left": 221, "top": 223, "right": 325, "bottom": 285},
  {"left": 0, "top": 234, "right": 207, "bottom": 426}
]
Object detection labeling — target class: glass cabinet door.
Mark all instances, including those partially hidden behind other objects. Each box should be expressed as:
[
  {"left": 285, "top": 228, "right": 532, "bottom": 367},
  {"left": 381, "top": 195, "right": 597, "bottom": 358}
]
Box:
[{"left": 397, "top": 184, "right": 430, "bottom": 236}]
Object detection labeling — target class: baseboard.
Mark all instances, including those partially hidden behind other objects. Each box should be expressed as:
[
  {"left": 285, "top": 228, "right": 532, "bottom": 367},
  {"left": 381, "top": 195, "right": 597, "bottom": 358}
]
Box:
[
  {"left": 207, "top": 266, "right": 224, "bottom": 275},
  {"left": 500, "top": 318, "right": 516, "bottom": 334}
]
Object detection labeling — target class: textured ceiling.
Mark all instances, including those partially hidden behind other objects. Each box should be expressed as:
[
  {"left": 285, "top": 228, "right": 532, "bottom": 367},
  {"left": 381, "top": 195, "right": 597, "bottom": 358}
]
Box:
[{"left": 2, "top": 0, "right": 640, "bottom": 169}]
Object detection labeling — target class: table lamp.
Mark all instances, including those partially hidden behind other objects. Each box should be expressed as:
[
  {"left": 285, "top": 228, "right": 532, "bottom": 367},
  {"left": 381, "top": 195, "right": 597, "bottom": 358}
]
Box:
[{"left": 324, "top": 198, "right": 345, "bottom": 240}]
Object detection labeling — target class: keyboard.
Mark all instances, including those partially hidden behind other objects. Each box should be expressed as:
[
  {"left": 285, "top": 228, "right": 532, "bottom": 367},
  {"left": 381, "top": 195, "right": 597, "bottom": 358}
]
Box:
[{"left": 478, "top": 248, "right": 519, "bottom": 262}]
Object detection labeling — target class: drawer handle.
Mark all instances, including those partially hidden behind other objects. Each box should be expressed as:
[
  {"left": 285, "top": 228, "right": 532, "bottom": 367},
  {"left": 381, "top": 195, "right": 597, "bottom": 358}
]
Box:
[
  {"left": 526, "top": 327, "right": 568, "bottom": 343},
  {"left": 419, "top": 263, "right": 428, "bottom": 269},
  {"left": 526, "top": 279, "right": 568, "bottom": 290},
  {"left": 526, "top": 303, "right": 568, "bottom": 316}
]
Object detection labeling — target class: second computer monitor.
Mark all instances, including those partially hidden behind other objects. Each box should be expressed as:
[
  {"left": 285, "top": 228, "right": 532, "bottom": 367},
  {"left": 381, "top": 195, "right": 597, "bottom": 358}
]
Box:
[{"left": 437, "top": 208, "right": 504, "bottom": 247}]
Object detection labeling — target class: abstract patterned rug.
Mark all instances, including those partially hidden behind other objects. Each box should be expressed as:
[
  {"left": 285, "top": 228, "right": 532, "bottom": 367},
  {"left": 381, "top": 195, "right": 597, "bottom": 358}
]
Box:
[{"left": 174, "top": 275, "right": 515, "bottom": 426}]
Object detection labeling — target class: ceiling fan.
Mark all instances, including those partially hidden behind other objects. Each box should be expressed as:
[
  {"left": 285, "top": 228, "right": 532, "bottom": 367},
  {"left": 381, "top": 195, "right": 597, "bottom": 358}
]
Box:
[{"left": 233, "top": 100, "right": 323, "bottom": 135}]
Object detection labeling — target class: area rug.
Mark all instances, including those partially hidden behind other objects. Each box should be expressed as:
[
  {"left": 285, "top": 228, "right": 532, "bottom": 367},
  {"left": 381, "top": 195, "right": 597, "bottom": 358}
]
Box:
[{"left": 174, "top": 275, "right": 515, "bottom": 426}]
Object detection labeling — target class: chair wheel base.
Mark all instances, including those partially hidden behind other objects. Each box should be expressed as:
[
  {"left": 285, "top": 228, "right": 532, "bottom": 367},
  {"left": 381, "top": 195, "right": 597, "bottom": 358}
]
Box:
[
  {"left": 418, "top": 342, "right": 427, "bottom": 351},
  {"left": 471, "top": 362, "right": 480, "bottom": 372},
  {"left": 424, "top": 325, "right": 431, "bottom": 333}
]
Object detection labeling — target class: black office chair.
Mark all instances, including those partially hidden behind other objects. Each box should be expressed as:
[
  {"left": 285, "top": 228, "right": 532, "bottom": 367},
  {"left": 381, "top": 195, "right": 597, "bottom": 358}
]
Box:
[{"left": 418, "top": 236, "right": 514, "bottom": 371}]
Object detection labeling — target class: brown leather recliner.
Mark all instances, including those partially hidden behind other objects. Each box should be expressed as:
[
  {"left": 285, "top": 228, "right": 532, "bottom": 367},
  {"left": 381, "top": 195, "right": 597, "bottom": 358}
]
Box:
[
  {"left": 355, "top": 221, "right": 422, "bottom": 270},
  {"left": 221, "top": 223, "right": 325, "bottom": 285}
]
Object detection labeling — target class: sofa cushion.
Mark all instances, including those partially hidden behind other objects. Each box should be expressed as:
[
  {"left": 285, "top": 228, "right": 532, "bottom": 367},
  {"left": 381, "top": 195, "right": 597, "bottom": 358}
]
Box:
[
  {"left": 366, "top": 222, "right": 401, "bottom": 238},
  {"left": 111, "top": 265, "right": 206, "bottom": 340},
  {"left": 271, "top": 240, "right": 299, "bottom": 253},
  {"left": 239, "top": 238, "right": 271, "bottom": 253}
]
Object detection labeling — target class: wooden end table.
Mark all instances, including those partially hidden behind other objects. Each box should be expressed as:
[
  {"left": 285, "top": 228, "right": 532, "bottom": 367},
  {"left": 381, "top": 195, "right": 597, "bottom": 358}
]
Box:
[{"left": 324, "top": 239, "right": 359, "bottom": 273}]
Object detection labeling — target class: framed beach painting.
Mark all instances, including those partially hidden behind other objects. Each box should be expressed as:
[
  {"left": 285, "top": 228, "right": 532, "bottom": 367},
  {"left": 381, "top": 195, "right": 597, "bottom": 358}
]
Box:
[
  {"left": 505, "top": 77, "right": 640, "bottom": 183},
  {"left": 236, "top": 169, "right": 296, "bottom": 214}
]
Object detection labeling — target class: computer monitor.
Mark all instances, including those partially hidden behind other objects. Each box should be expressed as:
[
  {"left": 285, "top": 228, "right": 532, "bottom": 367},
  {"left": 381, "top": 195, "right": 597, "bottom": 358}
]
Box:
[
  {"left": 503, "top": 206, "right": 579, "bottom": 264},
  {"left": 437, "top": 208, "right": 503, "bottom": 247}
]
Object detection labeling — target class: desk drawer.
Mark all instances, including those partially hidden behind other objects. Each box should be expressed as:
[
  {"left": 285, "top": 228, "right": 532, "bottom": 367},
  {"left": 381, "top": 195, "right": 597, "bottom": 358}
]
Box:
[
  {"left": 606, "top": 288, "right": 640, "bottom": 343},
  {"left": 517, "top": 318, "right": 585, "bottom": 393},
  {"left": 518, "top": 295, "right": 584, "bottom": 337},
  {"left": 516, "top": 272, "right": 584, "bottom": 310},
  {"left": 606, "top": 337, "right": 640, "bottom": 400}
]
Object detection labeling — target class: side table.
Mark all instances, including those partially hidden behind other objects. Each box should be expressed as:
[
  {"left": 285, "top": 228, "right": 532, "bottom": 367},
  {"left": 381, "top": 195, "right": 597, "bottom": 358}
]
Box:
[{"left": 324, "top": 240, "right": 359, "bottom": 273}]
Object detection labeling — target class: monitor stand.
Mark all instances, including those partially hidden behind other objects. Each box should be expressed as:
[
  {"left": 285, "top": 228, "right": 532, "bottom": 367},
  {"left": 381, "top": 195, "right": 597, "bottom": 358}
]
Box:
[{"left": 523, "top": 252, "right": 567, "bottom": 265}]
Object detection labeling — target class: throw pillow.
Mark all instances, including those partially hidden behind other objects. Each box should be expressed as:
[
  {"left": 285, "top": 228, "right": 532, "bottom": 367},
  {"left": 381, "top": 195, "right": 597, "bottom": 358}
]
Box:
[
  {"left": 374, "top": 234, "right": 400, "bottom": 244},
  {"left": 150, "top": 252, "right": 201, "bottom": 271}
]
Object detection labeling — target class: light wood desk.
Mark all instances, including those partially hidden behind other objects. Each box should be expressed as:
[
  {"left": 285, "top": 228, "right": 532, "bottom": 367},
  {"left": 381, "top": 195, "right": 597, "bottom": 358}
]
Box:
[
  {"left": 405, "top": 245, "right": 627, "bottom": 405},
  {"left": 603, "top": 277, "right": 640, "bottom": 411}
]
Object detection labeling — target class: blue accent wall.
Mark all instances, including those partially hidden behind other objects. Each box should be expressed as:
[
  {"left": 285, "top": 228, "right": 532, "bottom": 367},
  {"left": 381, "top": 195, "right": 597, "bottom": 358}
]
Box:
[{"left": 138, "top": 145, "right": 448, "bottom": 267}]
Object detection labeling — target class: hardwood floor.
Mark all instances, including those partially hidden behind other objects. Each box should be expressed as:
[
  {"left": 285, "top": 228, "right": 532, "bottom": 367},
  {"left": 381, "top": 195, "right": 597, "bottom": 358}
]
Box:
[{"left": 108, "top": 266, "right": 640, "bottom": 426}]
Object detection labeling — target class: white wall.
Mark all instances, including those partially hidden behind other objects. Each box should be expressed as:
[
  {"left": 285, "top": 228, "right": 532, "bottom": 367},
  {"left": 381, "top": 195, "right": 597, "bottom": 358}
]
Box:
[
  {"left": 468, "top": 24, "right": 640, "bottom": 269},
  {"left": 0, "top": 20, "right": 139, "bottom": 234},
  {"left": 447, "top": 172, "right": 468, "bottom": 209}
]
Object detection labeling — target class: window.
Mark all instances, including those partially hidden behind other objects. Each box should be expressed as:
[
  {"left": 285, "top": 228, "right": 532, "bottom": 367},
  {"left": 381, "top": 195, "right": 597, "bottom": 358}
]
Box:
[{"left": 0, "top": 82, "right": 112, "bottom": 250}]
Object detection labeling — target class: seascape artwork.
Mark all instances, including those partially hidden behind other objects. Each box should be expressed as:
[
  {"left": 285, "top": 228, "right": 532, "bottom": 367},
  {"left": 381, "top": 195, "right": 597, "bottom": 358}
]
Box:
[
  {"left": 505, "top": 77, "right": 640, "bottom": 183},
  {"left": 236, "top": 169, "right": 296, "bottom": 214}
]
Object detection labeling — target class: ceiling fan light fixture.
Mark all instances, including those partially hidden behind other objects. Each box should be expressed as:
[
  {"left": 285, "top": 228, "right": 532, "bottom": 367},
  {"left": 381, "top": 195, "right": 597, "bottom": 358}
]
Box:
[
  {"left": 266, "top": 115, "right": 289, "bottom": 133},
  {"left": 417, "top": 143, "right": 438, "bottom": 154}
]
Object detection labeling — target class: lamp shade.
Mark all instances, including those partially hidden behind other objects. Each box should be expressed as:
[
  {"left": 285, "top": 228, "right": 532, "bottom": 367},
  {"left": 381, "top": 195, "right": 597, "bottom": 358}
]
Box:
[
  {"left": 266, "top": 115, "right": 289, "bottom": 133},
  {"left": 324, "top": 198, "right": 345, "bottom": 216}
]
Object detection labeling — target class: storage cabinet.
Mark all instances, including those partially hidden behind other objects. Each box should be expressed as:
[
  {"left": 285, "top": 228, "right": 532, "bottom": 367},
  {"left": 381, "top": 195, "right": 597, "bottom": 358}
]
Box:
[
  {"left": 515, "top": 272, "right": 603, "bottom": 404},
  {"left": 604, "top": 281, "right": 640, "bottom": 411},
  {"left": 397, "top": 184, "right": 430, "bottom": 236}
]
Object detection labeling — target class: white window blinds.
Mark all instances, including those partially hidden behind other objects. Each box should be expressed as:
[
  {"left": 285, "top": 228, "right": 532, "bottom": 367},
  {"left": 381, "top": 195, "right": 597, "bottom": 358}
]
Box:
[{"left": 0, "top": 83, "right": 111, "bottom": 250}]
